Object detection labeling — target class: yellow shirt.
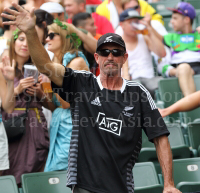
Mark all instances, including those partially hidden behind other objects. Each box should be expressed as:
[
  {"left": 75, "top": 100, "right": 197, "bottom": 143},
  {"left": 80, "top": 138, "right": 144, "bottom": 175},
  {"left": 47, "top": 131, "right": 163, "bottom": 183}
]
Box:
[{"left": 96, "top": 0, "right": 164, "bottom": 25}]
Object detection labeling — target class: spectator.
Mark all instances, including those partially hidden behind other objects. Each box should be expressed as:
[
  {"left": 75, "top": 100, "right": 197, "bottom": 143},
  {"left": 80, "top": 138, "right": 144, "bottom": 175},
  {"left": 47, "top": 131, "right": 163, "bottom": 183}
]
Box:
[
  {"left": 40, "top": 2, "right": 65, "bottom": 21},
  {"left": 46, "top": 21, "right": 89, "bottom": 69},
  {"left": 44, "top": 20, "right": 89, "bottom": 172},
  {"left": 1, "top": 29, "right": 49, "bottom": 185},
  {"left": 72, "top": 12, "right": 99, "bottom": 39},
  {"left": 64, "top": 0, "right": 115, "bottom": 35},
  {"left": 161, "top": 2, "right": 200, "bottom": 97},
  {"left": 0, "top": 6, "right": 18, "bottom": 57},
  {"left": 0, "top": 56, "right": 16, "bottom": 175},
  {"left": 72, "top": 12, "right": 100, "bottom": 75},
  {"left": 120, "top": 8, "right": 166, "bottom": 97},
  {"left": 116, "top": 0, "right": 167, "bottom": 36},
  {"left": 114, "top": 0, "right": 168, "bottom": 81}
]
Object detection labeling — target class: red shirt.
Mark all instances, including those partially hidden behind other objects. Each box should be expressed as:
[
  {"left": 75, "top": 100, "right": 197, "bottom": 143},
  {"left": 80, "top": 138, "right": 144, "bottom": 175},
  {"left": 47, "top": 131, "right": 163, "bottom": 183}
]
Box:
[
  {"left": 67, "top": 13, "right": 114, "bottom": 35},
  {"left": 91, "top": 12, "right": 114, "bottom": 35},
  {"left": 86, "top": 0, "right": 102, "bottom": 5}
]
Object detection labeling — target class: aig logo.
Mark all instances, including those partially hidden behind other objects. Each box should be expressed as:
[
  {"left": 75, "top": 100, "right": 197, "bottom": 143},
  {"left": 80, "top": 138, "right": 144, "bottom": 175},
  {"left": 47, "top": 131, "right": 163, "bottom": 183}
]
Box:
[{"left": 96, "top": 112, "right": 122, "bottom": 136}]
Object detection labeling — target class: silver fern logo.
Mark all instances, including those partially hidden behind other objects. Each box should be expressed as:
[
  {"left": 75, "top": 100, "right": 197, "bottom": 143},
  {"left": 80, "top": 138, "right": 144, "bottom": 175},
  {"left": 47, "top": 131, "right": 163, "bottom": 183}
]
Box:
[
  {"left": 104, "top": 36, "right": 113, "bottom": 43},
  {"left": 122, "top": 106, "right": 134, "bottom": 117},
  {"left": 124, "top": 106, "right": 134, "bottom": 111}
]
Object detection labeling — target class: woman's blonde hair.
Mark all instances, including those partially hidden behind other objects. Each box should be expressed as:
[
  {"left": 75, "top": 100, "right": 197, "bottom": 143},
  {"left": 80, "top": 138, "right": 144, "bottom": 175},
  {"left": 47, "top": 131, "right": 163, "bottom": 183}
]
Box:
[
  {"left": 47, "top": 22, "right": 79, "bottom": 63},
  {"left": 9, "top": 29, "right": 31, "bottom": 78}
]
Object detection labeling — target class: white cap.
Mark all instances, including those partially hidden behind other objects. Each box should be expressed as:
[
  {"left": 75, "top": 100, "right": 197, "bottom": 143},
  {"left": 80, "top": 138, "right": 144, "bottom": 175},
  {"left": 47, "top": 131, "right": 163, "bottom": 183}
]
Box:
[{"left": 40, "top": 2, "right": 64, "bottom": 13}]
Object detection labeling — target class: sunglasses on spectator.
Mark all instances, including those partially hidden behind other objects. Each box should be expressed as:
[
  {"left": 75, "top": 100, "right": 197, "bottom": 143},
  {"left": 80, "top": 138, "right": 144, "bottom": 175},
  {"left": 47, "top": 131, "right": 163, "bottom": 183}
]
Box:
[
  {"left": 47, "top": 32, "right": 59, "bottom": 40},
  {"left": 133, "top": 5, "right": 140, "bottom": 10},
  {"left": 97, "top": 49, "right": 126, "bottom": 57}
]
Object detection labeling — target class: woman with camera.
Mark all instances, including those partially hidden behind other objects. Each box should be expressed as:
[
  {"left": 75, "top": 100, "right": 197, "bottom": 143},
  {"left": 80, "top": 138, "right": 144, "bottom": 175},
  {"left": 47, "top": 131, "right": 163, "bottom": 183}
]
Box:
[{"left": 1, "top": 29, "right": 49, "bottom": 186}]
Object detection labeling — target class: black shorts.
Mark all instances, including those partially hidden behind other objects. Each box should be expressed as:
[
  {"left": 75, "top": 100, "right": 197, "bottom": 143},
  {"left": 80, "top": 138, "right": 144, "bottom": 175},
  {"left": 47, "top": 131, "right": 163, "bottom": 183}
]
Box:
[{"left": 171, "top": 62, "right": 200, "bottom": 74}]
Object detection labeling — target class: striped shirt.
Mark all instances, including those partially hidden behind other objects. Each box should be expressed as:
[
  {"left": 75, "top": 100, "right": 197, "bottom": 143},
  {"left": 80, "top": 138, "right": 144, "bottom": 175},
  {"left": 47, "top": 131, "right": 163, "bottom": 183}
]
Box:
[{"left": 51, "top": 68, "right": 169, "bottom": 193}]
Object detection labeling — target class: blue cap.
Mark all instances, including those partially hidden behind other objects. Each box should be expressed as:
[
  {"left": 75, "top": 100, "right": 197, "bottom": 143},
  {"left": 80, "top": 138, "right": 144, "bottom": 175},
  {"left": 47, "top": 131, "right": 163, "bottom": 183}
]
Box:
[{"left": 120, "top": 8, "right": 144, "bottom": 22}]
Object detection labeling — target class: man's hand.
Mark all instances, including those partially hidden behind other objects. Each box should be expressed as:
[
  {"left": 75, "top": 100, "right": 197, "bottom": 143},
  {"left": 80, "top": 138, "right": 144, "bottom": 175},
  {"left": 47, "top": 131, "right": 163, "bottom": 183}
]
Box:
[
  {"left": 139, "top": 13, "right": 152, "bottom": 32},
  {"left": 163, "top": 186, "right": 182, "bottom": 193},
  {"left": 0, "top": 56, "right": 15, "bottom": 82},
  {"left": 1, "top": 2, "right": 36, "bottom": 33}
]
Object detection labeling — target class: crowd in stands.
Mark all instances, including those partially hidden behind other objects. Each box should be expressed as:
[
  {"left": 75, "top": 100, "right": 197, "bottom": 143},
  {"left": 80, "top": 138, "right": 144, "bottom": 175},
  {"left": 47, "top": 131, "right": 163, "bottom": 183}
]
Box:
[{"left": 0, "top": 0, "right": 200, "bottom": 192}]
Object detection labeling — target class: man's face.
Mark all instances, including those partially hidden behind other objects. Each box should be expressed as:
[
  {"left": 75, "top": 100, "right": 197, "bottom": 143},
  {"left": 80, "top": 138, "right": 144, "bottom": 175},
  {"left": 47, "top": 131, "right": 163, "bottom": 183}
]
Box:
[
  {"left": 84, "top": 18, "right": 97, "bottom": 37},
  {"left": 64, "top": 0, "right": 81, "bottom": 19},
  {"left": 94, "top": 43, "right": 128, "bottom": 77},
  {"left": 121, "top": 18, "right": 139, "bottom": 37},
  {"left": 171, "top": 13, "right": 185, "bottom": 32},
  {"left": 124, "top": 0, "right": 140, "bottom": 14}
]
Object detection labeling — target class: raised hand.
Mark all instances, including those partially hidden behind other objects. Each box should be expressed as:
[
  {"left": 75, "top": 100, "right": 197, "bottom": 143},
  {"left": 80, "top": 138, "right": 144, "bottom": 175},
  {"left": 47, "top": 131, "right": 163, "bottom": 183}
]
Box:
[
  {"left": 0, "top": 56, "right": 15, "bottom": 82},
  {"left": 1, "top": 2, "right": 36, "bottom": 33},
  {"left": 139, "top": 13, "right": 152, "bottom": 31}
]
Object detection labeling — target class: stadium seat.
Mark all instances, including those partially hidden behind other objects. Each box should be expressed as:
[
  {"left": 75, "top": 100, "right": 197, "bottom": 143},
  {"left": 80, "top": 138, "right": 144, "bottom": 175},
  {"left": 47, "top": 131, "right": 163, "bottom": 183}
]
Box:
[
  {"left": 21, "top": 171, "right": 71, "bottom": 193},
  {"left": 0, "top": 175, "right": 19, "bottom": 193},
  {"left": 180, "top": 108, "right": 200, "bottom": 127},
  {"left": 183, "top": 0, "right": 200, "bottom": 10},
  {"left": 138, "top": 123, "right": 190, "bottom": 173},
  {"left": 158, "top": 75, "right": 200, "bottom": 123},
  {"left": 86, "top": 5, "right": 98, "bottom": 13},
  {"left": 173, "top": 157, "right": 200, "bottom": 192},
  {"left": 196, "top": 9, "right": 200, "bottom": 26},
  {"left": 163, "top": 17, "right": 174, "bottom": 33},
  {"left": 187, "top": 122, "right": 200, "bottom": 156},
  {"left": 133, "top": 162, "right": 163, "bottom": 193},
  {"left": 149, "top": 0, "right": 181, "bottom": 17},
  {"left": 0, "top": 28, "right": 4, "bottom": 37},
  {"left": 158, "top": 77, "right": 183, "bottom": 122}
]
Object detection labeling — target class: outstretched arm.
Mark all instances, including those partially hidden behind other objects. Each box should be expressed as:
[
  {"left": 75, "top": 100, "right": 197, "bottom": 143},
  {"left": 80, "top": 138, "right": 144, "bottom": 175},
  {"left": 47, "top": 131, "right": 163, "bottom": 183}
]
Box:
[
  {"left": 159, "top": 91, "right": 200, "bottom": 118},
  {"left": 154, "top": 135, "right": 181, "bottom": 193},
  {"left": 1, "top": 3, "right": 65, "bottom": 87}
]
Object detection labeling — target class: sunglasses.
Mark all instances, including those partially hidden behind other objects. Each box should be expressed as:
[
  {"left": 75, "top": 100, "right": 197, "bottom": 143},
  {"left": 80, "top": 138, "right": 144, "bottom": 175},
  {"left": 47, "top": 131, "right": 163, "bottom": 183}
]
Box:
[
  {"left": 47, "top": 32, "right": 59, "bottom": 40},
  {"left": 97, "top": 49, "right": 126, "bottom": 57},
  {"left": 133, "top": 5, "right": 140, "bottom": 10}
]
